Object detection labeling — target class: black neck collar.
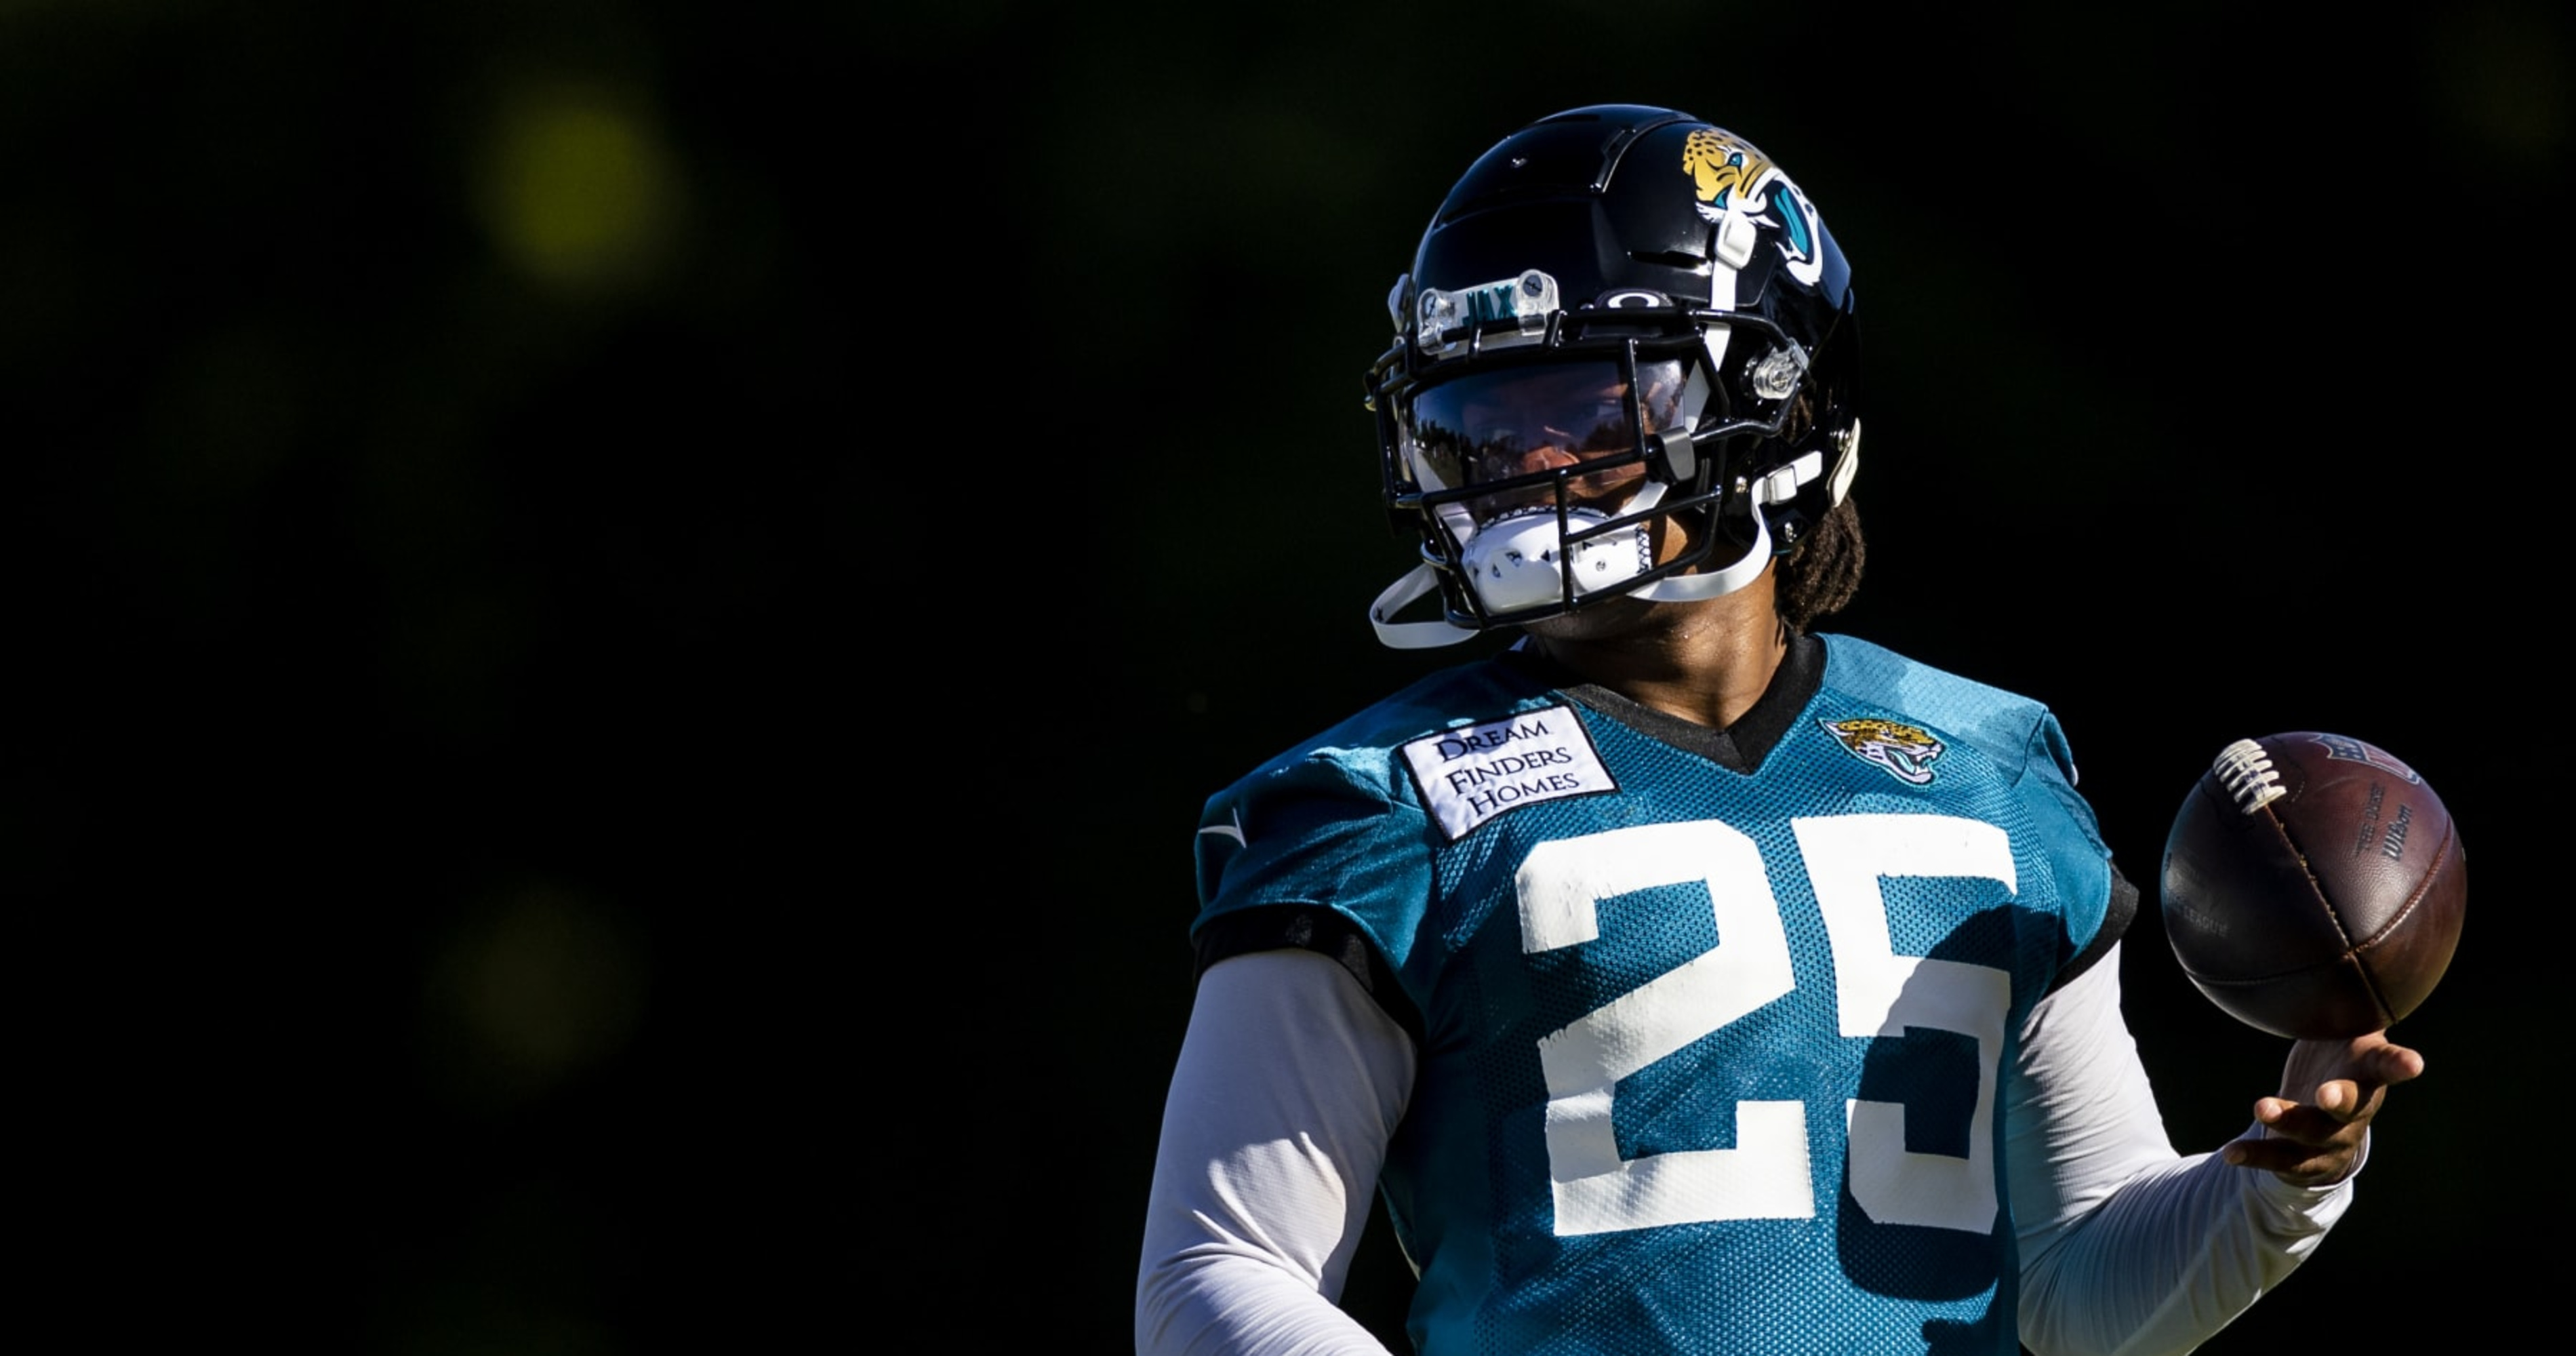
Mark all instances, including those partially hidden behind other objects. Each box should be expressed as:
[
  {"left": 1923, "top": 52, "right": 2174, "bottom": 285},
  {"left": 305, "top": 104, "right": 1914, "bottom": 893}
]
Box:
[{"left": 1502, "top": 631, "right": 1824, "bottom": 774}]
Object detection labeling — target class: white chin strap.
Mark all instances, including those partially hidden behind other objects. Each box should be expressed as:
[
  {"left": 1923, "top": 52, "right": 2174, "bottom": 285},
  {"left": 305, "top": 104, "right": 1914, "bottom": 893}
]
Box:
[
  {"left": 1368, "top": 441, "right": 1842, "bottom": 651},
  {"left": 1370, "top": 562, "right": 1468, "bottom": 649}
]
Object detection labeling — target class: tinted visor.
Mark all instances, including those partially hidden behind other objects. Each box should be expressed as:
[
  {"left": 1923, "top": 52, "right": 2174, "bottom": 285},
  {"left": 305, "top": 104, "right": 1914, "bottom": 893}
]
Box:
[{"left": 1407, "top": 359, "right": 1688, "bottom": 511}]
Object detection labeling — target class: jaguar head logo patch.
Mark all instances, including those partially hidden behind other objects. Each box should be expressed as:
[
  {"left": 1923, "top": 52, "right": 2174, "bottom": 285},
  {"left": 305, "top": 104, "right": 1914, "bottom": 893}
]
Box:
[{"left": 1820, "top": 716, "right": 1946, "bottom": 786}]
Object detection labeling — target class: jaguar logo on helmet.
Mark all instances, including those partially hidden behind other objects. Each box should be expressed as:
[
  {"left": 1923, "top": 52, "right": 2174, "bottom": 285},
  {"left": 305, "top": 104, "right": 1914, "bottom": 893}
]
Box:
[{"left": 1681, "top": 127, "right": 1825, "bottom": 289}]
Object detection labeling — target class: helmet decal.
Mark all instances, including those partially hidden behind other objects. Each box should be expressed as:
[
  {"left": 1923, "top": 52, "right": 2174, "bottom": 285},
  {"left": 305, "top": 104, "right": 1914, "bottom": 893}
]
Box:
[
  {"left": 1415, "top": 271, "right": 1563, "bottom": 358},
  {"left": 1773, "top": 182, "right": 1824, "bottom": 286},
  {"left": 1682, "top": 127, "right": 1772, "bottom": 215},
  {"left": 1682, "top": 128, "right": 1824, "bottom": 288}
]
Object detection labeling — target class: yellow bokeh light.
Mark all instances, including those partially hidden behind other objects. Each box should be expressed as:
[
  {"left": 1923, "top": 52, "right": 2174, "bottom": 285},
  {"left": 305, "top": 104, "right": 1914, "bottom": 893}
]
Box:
[{"left": 476, "top": 81, "right": 681, "bottom": 293}]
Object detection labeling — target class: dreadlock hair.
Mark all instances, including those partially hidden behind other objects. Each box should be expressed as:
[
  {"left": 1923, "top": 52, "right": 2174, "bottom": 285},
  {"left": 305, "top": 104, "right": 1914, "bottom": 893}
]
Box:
[{"left": 1775, "top": 496, "right": 1865, "bottom": 635}]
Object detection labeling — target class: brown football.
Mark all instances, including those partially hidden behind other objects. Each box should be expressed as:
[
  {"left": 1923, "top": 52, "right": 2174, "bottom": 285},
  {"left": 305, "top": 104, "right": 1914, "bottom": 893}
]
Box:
[{"left": 2159, "top": 732, "right": 2466, "bottom": 1040}]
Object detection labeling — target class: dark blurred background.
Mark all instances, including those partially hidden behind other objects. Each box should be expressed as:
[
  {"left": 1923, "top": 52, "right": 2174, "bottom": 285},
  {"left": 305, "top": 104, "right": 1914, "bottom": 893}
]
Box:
[{"left": 9, "top": 1, "right": 2557, "bottom": 1350}]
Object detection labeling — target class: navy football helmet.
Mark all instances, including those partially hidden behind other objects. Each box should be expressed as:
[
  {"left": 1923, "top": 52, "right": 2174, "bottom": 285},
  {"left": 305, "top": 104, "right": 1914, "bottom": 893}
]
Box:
[{"left": 1366, "top": 105, "right": 1861, "bottom": 647}]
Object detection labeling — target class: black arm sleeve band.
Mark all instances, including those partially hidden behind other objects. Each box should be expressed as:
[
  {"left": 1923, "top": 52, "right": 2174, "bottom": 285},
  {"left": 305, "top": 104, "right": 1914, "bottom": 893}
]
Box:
[
  {"left": 1192, "top": 904, "right": 1426, "bottom": 1043},
  {"left": 2048, "top": 862, "right": 2139, "bottom": 995}
]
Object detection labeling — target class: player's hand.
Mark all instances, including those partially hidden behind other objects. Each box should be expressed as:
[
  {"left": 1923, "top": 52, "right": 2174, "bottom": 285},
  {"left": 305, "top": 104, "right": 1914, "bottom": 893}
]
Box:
[{"left": 2219, "top": 1032, "right": 2425, "bottom": 1186}]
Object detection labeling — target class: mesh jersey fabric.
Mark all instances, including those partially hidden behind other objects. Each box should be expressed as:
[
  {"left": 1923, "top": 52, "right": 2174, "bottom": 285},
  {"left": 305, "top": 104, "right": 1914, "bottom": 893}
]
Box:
[{"left": 1190, "top": 633, "right": 2125, "bottom": 1356}]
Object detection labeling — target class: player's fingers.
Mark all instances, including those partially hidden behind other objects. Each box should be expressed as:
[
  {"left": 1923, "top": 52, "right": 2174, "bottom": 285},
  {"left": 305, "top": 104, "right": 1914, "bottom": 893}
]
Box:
[
  {"left": 2221, "top": 1134, "right": 2360, "bottom": 1186},
  {"left": 2361, "top": 1040, "right": 2426, "bottom": 1088},
  {"left": 2309, "top": 1079, "right": 2383, "bottom": 1121},
  {"left": 2318, "top": 1054, "right": 2415, "bottom": 1119},
  {"left": 2253, "top": 1095, "right": 2375, "bottom": 1144}
]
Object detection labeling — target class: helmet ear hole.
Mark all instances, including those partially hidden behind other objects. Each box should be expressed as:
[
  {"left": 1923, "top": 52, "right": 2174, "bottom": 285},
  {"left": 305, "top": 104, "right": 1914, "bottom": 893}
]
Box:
[{"left": 1649, "top": 426, "right": 1698, "bottom": 484}]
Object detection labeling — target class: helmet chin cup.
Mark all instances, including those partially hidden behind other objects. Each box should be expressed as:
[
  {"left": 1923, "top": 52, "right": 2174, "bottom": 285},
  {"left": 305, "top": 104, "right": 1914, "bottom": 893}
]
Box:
[
  {"left": 1370, "top": 483, "right": 1668, "bottom": 648},
  {"left": 1461, "top": 505, "right": 1656, "bottom": 614}
]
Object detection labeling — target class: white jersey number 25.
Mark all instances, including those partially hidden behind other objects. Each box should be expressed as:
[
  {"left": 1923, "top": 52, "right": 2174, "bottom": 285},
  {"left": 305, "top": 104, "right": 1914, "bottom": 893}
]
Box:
[{"left": 1517, "top": 813, "right": 2015, "bottom": 1237}]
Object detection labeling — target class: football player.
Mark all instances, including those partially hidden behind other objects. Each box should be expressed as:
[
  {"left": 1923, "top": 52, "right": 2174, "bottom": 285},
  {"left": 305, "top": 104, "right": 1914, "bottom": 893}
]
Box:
[{"left": 1135, "top": 105, "right": 2421, "bottom": 1356}]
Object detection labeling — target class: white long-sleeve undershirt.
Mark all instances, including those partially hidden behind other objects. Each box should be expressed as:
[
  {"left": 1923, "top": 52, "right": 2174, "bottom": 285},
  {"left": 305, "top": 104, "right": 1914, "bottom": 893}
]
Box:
[{"left": 1136, "top": 944, "right": 2353, "bottom": 1356}]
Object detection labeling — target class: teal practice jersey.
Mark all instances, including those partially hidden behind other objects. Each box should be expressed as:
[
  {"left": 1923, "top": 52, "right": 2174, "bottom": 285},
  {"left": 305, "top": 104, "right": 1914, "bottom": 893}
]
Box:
[{"left": 1190, "top": 634, "right": 2127, "bottom": 1356}]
